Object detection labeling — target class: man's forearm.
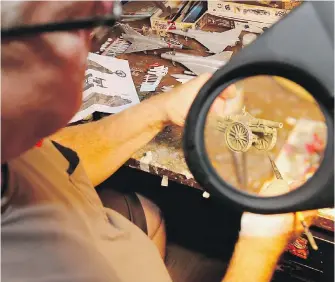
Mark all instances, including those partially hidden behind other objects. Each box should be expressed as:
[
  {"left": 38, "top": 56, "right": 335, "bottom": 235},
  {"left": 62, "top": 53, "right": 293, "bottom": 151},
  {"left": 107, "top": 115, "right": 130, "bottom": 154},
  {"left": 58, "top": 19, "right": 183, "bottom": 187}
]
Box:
[
  {"left": 52, "top": 94, "right": 170, "bottom": 186},
  {"left": 222, "top": 236, "right": 287, "bottom": 282}
]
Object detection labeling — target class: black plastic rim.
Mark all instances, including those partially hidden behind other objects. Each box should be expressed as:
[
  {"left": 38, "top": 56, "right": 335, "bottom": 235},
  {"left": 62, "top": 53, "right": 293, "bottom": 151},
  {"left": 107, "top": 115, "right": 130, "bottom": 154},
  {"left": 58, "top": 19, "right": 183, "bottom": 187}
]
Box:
[{"left": 184, "top": 61, "right": 334, "bottom": 214}]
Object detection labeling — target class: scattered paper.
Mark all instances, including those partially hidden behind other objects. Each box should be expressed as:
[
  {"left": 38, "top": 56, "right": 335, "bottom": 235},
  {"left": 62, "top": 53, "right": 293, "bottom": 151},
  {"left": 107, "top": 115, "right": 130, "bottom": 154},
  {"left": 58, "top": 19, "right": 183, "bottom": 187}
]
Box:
[
  {"left": 202, "top": 191, "right": 210, "bottom": 198},
  {"left": 139, "top": 151, "right": 153, "bottom": 172},
  {"left": 242, "top": 33, "right": 257, "bottom": 47},
  {"left": 140, "top": 65, "right": 168, "bottom": 92},
  {"left": 101, "top": 37, "right": 131, "bottom": 57},
  {"left": 70, "top": 53, "right": 140, "bottom": 123},
  {"left": 181, "top": 170, "right": 194, "bottom": 180},
  {"left": 183, "top": 70, "right": 196, "bottom": 76},
  {"left": 177, "top": 78, "right": 191, "bottom": 84},
  {"left": 171, "top": 73, "right": 195, "bottom": 84},
  {"left": 161, "top": 85, "right": 175, "bottom": 92},
  {"left": 99, "top": 38, "right": 113, "bottom": 53},
  {"left": 161, "top": 175, "right": 169, "bottom": 187}
]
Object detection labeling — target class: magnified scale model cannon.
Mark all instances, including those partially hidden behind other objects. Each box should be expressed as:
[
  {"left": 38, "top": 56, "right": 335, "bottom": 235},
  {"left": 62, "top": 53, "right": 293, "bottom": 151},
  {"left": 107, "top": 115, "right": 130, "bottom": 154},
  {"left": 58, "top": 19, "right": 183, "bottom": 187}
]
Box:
[{"left": 217, "top": 107, "right": 283, "bottom": 153}]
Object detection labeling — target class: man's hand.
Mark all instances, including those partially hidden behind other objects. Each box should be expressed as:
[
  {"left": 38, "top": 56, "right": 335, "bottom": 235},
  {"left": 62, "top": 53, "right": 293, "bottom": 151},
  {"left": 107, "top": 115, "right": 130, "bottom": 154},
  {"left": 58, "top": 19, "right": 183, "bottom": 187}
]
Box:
[
  {"left": 162, "top": 74, "right": 236, "bottom": 126},
  {"left": 223, "top": 180, "right": 317, "bottom": 282},
  {"left": 161, "top": 73, "right": 211, "bottom": 126},
  {"left": 241, "top": 180, "right": 317, "bottom": 244}
]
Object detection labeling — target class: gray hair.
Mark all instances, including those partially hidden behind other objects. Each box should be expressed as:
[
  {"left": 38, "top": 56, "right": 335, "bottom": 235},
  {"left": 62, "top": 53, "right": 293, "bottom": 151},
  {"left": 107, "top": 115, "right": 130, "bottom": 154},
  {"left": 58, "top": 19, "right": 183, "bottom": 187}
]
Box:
[{"left": 1, "top": 1, "right": 26, "bottom": 28}]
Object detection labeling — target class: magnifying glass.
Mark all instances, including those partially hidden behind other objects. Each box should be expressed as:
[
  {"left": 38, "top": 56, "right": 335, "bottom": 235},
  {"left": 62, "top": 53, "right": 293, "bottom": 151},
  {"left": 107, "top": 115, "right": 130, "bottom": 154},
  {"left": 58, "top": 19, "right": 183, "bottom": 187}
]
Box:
[{"left": 184, "top": 2, "right": 334, "bottom": 214}]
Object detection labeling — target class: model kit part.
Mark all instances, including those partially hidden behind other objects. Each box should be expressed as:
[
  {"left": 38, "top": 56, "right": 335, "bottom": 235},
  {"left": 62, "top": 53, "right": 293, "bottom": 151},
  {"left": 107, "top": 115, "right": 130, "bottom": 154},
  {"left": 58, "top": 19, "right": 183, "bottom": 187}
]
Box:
[
  {"left": 168, "top": 27, "right": 242, "bottom": 53},
  {"left": 217, "top": 107, "right": 282, "bottom": 152},
  {"left": 119, "top": 23, "right": 190, "bottom": 54},
  {"left": 101, "top": 37, "right": 131, "bottom": 57},
  {"left": 140, "top": 65, "right": 169, "bottom": 92},
  {"left": 161, "top": 51, "right": 233, "bottom": 75}
]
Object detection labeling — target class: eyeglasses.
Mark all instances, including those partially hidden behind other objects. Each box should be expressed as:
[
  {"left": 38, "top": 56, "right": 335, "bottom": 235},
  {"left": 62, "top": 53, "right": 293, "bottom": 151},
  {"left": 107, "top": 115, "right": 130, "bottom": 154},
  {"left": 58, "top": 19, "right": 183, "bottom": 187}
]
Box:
[{"left": 1, "top": 2, "right": 122, "bottom": 39}]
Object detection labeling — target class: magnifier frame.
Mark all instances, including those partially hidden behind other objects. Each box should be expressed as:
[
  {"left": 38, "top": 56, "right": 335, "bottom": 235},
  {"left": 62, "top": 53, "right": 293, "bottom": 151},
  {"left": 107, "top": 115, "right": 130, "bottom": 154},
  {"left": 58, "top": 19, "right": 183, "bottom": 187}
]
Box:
[{"left": 184, "top": 61, "right": 334, "bottom": 214}]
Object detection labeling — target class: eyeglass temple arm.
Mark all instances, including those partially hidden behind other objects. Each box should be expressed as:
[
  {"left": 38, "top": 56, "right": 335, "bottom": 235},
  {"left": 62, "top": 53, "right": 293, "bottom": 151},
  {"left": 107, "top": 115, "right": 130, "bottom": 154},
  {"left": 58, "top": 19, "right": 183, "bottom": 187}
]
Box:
[
  {"left": 1, "top": 15, "right": 119, "bottom": 39},
  {"left": 2, "top": 1, "right": 123, "bottom": 39}
]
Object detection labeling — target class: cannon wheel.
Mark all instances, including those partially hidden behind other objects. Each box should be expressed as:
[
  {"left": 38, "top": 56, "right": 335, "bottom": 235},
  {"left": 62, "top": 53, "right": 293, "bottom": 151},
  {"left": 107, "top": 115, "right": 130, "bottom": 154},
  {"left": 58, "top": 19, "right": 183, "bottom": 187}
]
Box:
[
  {"left": 225, "top": 122, "right": 253, "bottom": 153},
  {"left": 253, "top": 129, "right": 277, "bottom": 151}
]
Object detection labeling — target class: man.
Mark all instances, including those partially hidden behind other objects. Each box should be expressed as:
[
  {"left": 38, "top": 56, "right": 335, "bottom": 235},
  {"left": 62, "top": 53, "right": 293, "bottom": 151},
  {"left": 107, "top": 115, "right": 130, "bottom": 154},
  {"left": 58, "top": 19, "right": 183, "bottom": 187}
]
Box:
[{"left": 2, "top": 2, "right": 315, "bottom": 282}]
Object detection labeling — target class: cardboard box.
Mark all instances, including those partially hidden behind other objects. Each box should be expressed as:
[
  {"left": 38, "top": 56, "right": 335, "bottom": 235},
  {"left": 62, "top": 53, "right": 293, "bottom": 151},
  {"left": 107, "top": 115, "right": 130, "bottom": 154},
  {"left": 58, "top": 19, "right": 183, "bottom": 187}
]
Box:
[
  {"left": 150, "top": 6, "right": 207, "bottom": 35},
  {"left": 207, "top": 1, "right": 291, "bottom": 24},
  {"left": 122, "top": 1, "right": 160, "bottom": 17},
  {"left": 224, "top": 1, "right": 302, "bottom": 10},
  {"left": 202, "top": 12, "right": 273, "bottom": 33}
]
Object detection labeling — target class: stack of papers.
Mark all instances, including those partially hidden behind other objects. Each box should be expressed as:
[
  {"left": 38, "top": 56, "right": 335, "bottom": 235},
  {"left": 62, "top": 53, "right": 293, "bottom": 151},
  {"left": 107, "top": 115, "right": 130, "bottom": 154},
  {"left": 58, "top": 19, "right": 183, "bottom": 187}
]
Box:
[{"left": 70, "top": 53, "right": 140, "bottom": 123}]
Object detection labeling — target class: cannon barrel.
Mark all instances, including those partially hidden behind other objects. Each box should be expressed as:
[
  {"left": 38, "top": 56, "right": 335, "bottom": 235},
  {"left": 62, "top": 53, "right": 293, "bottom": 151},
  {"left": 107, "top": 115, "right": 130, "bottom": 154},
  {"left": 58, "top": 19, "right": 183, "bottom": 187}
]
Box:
[
  {"left": 248, "top": 119, "right": 283, "bottom": 128},
  {"left": 250, "top": 127, "right": 275, "bottom": 134}
]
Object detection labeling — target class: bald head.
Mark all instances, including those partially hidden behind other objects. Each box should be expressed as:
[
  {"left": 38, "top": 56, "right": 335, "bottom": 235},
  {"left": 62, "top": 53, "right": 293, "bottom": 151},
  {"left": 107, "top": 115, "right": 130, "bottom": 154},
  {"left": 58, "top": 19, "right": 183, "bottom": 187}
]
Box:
[{"left": 1, "top": 1, "right": 111, "bottom": 162}]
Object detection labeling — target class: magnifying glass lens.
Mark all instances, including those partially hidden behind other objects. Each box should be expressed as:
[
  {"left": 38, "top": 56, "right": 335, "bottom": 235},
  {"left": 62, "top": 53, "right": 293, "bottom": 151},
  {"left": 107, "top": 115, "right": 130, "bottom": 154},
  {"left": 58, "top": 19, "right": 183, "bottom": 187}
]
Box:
[{"left": 204, "top": 75, "right": 327, "bottom": 197}]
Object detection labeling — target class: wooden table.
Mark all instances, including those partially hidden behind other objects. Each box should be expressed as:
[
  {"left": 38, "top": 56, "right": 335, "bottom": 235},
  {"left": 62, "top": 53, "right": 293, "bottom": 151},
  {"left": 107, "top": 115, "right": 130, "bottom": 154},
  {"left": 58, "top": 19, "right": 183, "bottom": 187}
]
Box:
[{"left": 91, "top": 18, "right": 334, "bottom": 232}]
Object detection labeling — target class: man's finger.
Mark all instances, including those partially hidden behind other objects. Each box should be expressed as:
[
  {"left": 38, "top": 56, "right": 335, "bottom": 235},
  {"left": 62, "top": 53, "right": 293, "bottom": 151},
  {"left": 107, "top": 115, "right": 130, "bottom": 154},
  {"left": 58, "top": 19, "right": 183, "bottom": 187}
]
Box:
[
  {"left": 219, "top": 84, "right": 237, "bottom": 100},
  {"left": 174, "top": 73, "right": 212, "bottom": 97},
  {"left": 301, "top": 210, "right": 318, "bottom": 226},
  {"left": 209, "top": 84, "right": 237, "bottom": 116},
  {"left": 293, "top": 210, "right": 318, "bottom": 234},
  {"left": 260, "top": 179, "right": 290, "bottom": 196}
]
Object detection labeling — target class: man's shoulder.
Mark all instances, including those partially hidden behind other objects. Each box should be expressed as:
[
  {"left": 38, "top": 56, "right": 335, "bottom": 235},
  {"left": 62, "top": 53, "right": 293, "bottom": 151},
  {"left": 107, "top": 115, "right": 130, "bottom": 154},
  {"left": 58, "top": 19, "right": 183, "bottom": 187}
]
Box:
[
  {"left": 50, "top": 140, "right": 80, "bottom": 175},
  {"left": 2, "top": 139, "right": 98, "bottom": 216},
  {"left": 8, "top": 139, "right": 81, "bottom": 176}
]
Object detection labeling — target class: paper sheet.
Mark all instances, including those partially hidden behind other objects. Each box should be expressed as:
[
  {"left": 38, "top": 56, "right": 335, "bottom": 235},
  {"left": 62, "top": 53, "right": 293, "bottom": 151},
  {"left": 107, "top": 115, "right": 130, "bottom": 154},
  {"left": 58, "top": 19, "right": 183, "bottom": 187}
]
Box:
[
  {"left": 70, "top": 53, "right": 140, "bottom": 123},
  {"left": 140, "top": 65, "right": 168, "bottom": 92}
]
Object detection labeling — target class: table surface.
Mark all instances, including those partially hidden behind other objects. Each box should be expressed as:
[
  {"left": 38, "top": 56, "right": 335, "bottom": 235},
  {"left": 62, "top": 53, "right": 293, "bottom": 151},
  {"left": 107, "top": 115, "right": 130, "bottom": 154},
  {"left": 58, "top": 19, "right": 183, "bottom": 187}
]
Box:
[{"left": 91, "top": 16, "right": 334, "bottom": 231}]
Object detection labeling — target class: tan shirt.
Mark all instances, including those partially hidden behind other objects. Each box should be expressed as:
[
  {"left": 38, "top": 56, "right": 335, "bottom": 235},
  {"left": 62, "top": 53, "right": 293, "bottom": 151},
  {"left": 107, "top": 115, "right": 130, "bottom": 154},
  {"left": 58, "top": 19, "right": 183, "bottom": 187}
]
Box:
[{"left": 2, "top": 139, "right": 172, "bottom": 282}]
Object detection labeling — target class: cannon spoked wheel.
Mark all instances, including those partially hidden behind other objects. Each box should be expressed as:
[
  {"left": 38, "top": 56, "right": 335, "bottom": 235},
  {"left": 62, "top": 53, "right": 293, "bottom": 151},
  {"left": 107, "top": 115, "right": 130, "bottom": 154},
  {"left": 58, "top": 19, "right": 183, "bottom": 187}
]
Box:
[
  {"left": 225, "top": 122, "right": 253, "bottom": 153},
  {"left": 254, "top": 129, "right": 277, "bottom": 151}
]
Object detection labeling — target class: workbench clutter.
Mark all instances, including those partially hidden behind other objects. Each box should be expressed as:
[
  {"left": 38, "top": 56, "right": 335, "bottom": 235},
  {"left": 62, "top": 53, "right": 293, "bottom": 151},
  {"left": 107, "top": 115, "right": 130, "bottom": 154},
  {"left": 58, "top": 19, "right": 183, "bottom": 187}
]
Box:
[
  {"left": 71, "top": 0, "right": 306, "bottom": 126},
  {"left": 70, "top": 53, "right": 140, "bottom": 123},
  {"left": 206, "top": 0, "right": 302, "bottom": 32},
  {"left": 150, "top": 1, "right": 208, "bottom": 35},
  {"left": 76, "top": 1, "right": 263, "bottom": 123},
  {"left": 99, "top": 37, "right": 130, "bottom": 57},
  {"left": 140, "top": 64, "right": 169, "bottom": 92},
  {"left": 76, "top": 0, "right": 304, "bottom": 123}
]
